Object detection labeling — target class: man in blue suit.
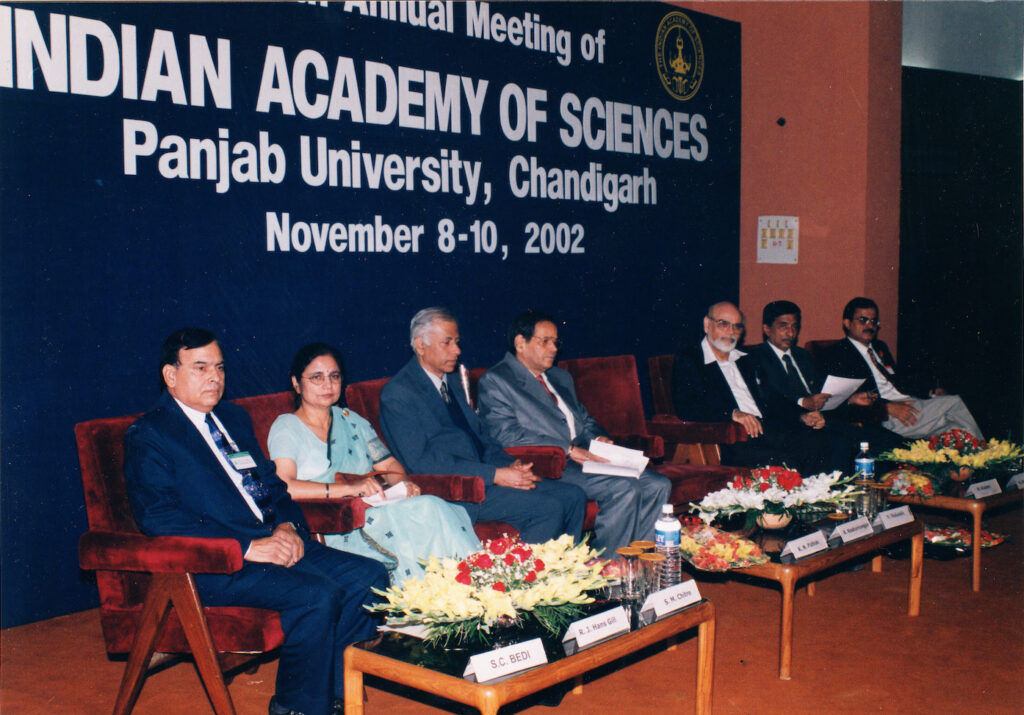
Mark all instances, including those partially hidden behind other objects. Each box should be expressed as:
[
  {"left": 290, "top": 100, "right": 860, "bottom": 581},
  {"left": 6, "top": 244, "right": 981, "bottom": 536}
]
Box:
[
  {"left": 477, "top": 310, "right": 670, "bottom": 553},
  {"left": 124, "top": 328, "right": 387, "bottom": 715},
  {"left": 380, "top": 307, "right": 585, "bottom": 544}
]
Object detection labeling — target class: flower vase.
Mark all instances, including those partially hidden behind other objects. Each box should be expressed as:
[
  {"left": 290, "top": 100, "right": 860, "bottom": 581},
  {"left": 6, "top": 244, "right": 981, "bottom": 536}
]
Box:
[{"left": 756, "top": 513, "right": 793, "bottom": 530}]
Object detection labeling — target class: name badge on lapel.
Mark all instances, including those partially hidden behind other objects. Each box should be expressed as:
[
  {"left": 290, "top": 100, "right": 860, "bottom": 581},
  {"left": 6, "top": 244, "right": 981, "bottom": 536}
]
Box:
[{"left": 228, "top": 452, "right": 257, "bottom": 471}]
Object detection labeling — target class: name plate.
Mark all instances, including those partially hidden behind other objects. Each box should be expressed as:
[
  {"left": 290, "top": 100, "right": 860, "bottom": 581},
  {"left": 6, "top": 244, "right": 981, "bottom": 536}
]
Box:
[
  {"left": 780, "top": 530, "right": 828, "bottom": 560},
  {"left": 1006, "top": 472, "right": 1024, "bottom": 492},
  {"left": 639, "top": 580, "right": 701, "bottom": 625},
  {"left": 877, "top": 505, "right": 914, "bottom": 529},
  {"left": 562, "top": 606, "right": 629, "bottom": 655},
  {"left": 464, "top": 637, "right": 547, "bottom": 683},
  {"left": 833, "top": 516, "right": 873, "bottom": 543},
  {"left": 965, "top": 479, "right": 1001, "bottom": 499}
]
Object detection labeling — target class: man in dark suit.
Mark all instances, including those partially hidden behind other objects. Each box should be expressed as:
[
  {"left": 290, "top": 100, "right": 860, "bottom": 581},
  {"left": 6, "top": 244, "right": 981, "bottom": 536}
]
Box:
[
  {"left": 748, "top": 300, "right": 861, "bottom": 470},
  {"left": 820, "top": 297, "right": 983, "bottom": 441},
  {"left": 672, "top": 301, "right": 832, "bottom": 474},
  {"left": 124, "top": 328, "right": 387, "bottom": 715},
  {"left": 477, "top": 310, "right": 670, "bottom": 553},
  {"left": 380, "top": 307, "right": 585, "bottom": 544}
]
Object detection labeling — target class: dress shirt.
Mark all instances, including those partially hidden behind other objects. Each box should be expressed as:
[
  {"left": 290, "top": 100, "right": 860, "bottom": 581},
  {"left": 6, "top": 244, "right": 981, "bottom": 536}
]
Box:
[
  {"left": 173, "top": 397, "right": 264, "bottom": 520},
  {"left": 421, "top": 366, "right": 449, "bottom": 398},
  {"left": 767, "top": 342, "right": 811, "bottom": 403},
  {"left": 701, "top": 338, "right": 762, "bottom": 418},
  {"left": 847, "top": 338, "right": 911, "bottom": 401},
  {"left": 540, "top": 371, "right": 578, "bottom": 441}
]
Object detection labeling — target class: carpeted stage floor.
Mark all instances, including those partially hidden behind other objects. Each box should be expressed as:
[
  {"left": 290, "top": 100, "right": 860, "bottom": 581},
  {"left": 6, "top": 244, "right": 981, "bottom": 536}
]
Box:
[{"left": 2, "top": 507, "right": 1021, "bottom": 714}]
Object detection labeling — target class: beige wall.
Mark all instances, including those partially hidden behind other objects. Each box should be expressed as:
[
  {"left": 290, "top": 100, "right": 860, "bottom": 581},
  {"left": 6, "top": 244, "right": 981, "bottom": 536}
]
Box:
[{"left": 677, "top": 1, "right": 903, "bottom": 352}]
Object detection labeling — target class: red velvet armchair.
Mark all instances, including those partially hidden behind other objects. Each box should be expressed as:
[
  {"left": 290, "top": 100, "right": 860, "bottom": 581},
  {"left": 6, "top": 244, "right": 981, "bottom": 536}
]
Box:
[
  {"left": 76, "top": 410, "right": 365, "bottom": 715},
  {"left": 557, "top": 354, "right": 747, "bottom": 508},
  {"left": 647, "top": 354, "right": 748, "bottom": 466}
]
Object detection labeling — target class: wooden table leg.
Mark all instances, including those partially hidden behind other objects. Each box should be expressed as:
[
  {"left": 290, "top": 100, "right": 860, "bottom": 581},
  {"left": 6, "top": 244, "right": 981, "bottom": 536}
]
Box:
[
  {"left": 778, "top": 572, "right": 796, "bottom": 680},
  {"left": 572, "top": 675, "right": 584, "bottom": 695},
  {"left": 969, "top": 502, "right": 985, "bottom": 592},
  {"left": 343, "top": 650, "right": 364, "bottom": 715},
  {"left": 696, "top": 607, "right": 715, "bottom": 715},
  {"left": 908, "top": 532, "right": 923, "bottom": 616},
  {"left": 871, "top": 554, "right": 882, "bottom": 573}
]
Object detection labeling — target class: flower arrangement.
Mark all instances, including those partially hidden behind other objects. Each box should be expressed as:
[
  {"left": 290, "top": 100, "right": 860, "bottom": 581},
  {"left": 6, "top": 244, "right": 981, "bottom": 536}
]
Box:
[
  {"left": 881, "top": 468, "right": 936, "bottom": 498},
  {"left": 369, "top": 534, "right": 607, "bottom": 646},
  {"left": 880, "top": 430, "right": 1023, "bottom": 491},
  {"left": 678, "top": 524, "right": 769, "bottom": 571},
  {"left": 689, "top": 467, "right": 859, "bottom": 527}
]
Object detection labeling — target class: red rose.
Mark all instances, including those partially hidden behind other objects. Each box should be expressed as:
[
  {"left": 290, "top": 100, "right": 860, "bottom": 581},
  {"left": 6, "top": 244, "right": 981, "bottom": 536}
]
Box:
[
  {"left": 455, "top": 571, "right": 471, "bottom": 585},
  {"left": 524, "top": 571, "right": 537, "bottom": 583},
  {"left": 471, "top": 554, "right": 493, "bottom": 569},
  {"left": 759, "top": 482, "right": 771, "bottom": 492},
  {"left": 488, "top": 538, "right": 509, "bottom": 555},
  {"left": 504, "top": 553, "right": 516, "bottom": 566},
  {"left": 533, "top": 559, "right": 545, "bottom": 571},
  {"left": 492, "top": 582, "right": 506, "bottom": 592},
  {"left": 457, "top": 561, "right": 470, "bottom": 573}
]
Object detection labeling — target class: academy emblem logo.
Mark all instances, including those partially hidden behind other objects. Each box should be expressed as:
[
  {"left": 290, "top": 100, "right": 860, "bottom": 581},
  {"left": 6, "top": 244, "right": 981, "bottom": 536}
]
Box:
[{"left": 655, "top": 12, "right": 704, "bottom": 101}]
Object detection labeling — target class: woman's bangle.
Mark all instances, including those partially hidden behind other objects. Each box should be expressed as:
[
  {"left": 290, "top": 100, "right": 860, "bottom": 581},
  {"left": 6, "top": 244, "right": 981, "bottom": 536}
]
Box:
[{"left": 325, "top": 482, "right": 330, "bottom": 498}]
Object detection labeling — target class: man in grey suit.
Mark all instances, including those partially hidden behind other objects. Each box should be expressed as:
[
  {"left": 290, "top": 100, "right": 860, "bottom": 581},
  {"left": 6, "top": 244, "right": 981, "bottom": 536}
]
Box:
[{"left": 478, "top": 310, "right": 671, "bottom": 553}]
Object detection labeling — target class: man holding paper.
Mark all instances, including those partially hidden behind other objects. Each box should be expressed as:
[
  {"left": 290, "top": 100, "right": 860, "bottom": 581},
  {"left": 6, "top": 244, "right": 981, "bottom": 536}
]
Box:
[
  {"left": 749, "top": 300, "right": 860, "bottom": 470},
  {"left": 820, "top": 297, "right": 984, "bottom": 442},
  {"left": 478, "top": 310, "right": 671, "bottom": 553}
]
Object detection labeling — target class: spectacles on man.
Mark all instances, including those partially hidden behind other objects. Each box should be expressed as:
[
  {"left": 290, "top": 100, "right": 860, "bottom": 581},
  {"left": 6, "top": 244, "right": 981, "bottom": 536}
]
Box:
[
  {"left": 303, "top": 372, "right": 343, "bottom": 385},
  {"left": 531, "top": 337, "right": 562, "bottom": 348},
  {"left": 710, "top": 318, "right": 745, "bottom": 332},
  {"left": 852, "top": 317, "right": 880, "bottom": 327}
]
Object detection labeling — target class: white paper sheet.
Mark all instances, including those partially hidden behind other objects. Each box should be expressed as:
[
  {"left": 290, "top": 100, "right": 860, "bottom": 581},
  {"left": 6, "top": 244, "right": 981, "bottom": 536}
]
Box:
[
  {"left": 361, "top": 480, "right": 410, "bottom": 506},
  {"left": 582, "top": 440, "right": 649, "bottom": 478},
  {"left": 820, "top": 376, "right": 866, "bottom": 411}
]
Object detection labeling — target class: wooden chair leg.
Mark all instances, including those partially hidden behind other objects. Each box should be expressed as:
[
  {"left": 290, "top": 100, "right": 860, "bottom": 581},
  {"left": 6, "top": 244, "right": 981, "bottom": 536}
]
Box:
[
  {"left": 114, "top": 573, "right": 237, "bottom": 715},
  {"left": 169, "top": 573, "right": 237, "bottom": 715},
  {"left": 113, "top": 575, "right": 175, "bottom": 715}
]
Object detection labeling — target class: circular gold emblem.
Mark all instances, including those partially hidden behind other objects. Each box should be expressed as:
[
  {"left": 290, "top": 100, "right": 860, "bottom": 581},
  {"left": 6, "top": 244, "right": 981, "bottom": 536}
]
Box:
[{"left": 655, "top": 12, "right": 704, "bottom": 101}]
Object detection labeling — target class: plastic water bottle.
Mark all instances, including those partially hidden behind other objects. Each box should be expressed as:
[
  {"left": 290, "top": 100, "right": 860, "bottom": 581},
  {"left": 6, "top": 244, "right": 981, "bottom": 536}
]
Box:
[
  {"left": 854, "top": 442, "right": 875, "bottom": 480},
  {"left": 654, "top": 504, "right": 682, "bottom": 589}
]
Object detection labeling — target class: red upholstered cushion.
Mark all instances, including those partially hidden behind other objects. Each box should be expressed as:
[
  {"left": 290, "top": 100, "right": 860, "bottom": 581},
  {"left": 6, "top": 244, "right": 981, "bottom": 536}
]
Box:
[
  {"left": 98, "top": 605, "right": 284, "bottom": 655},
  {"left": 408, "top": 474, "right": 486, "bottom": 502},
  {"left": 505, "top": 446, "right": 566, "bottom": 479},
  {"left": 652, "top": 463, "right": 748, "bottom": 505},
  {"left": 473, "top": 521, "right": 518, "bottom": 542},
  {"left": 344, "top": 378, "right": 391, "bottom": 438},
  {"left": 557, "top": 355, "right": 648, "bottom": 438},
  {"left": 232, "top": 391, "right": 294, "bottom": 456},
  {"left": 647, "top": 415, "right": 748, "bottom": 444}
]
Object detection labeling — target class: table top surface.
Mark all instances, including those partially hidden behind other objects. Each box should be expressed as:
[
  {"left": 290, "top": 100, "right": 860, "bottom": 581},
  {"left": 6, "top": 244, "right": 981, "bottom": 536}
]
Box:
[
  {"left": 888, "top": 490, "right": 1023, "bottom": 509},
  {"left": 347, "top": 599, "right": 714, "bottom": 689},
  {"left": 736, "top": 519, "right": 922, "bottom": 579}
]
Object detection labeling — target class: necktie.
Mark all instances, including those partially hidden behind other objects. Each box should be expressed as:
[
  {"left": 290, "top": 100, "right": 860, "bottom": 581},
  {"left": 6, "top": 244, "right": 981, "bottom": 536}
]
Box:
[
  {"left": 205, "top": 413, "right": 275, "bottom": 522},
  {"left": 440, "top": 379, "right": 483, "bottom": 458},
  {"left": 782, "top": 354, "right": 809, "bottom": 397},
  {"left": 536, "top": 374, "right": 558, "bottom": 404},
  {"left": 867, "top": 345, "right": 890, "bottom": 375}
]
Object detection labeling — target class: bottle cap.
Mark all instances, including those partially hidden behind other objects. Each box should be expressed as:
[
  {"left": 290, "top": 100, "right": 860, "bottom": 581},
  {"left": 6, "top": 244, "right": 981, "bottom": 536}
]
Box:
[
  {"left": 661, "top": 504, "right": 674, "bottom": 515},
  {"left": 859, "top": 442, "right": 870, "bottom": 450}
]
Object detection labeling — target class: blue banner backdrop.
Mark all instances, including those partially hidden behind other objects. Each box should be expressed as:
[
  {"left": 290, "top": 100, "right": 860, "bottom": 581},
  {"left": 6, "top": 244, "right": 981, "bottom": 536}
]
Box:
[{"left": 0, "top": 1, "right": 739, "bottom": 626}]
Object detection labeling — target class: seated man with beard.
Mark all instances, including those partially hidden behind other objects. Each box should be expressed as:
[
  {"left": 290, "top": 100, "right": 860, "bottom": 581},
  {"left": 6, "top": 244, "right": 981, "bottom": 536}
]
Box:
[{"left": 672, "top": 301, "right": 833, "bottom": 474}]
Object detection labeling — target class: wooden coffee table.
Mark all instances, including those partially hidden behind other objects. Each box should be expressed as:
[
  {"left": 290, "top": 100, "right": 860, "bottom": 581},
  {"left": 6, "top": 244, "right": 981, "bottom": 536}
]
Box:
[
  {"left": 344, "top": 600, "right": 716, "bottom": 715},
  {"left": 732, "top": 520, "right": 923, "bottom": 680},
  {"left": 888, "top": 491, "right": 1022, "bottom": 591}
]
